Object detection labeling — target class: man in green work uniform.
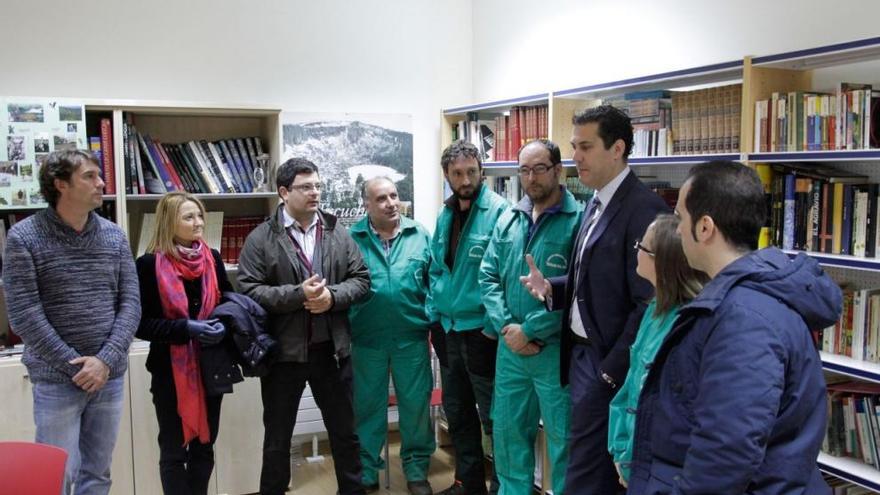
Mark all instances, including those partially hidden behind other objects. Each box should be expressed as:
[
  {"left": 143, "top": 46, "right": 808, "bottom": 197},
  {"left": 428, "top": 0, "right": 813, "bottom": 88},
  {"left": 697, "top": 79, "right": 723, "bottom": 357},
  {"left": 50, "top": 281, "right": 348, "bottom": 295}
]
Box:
[
  {"left": 480, "top": 139, "right": 582, "bottom": 494},
  {"left": 349, "top": 177, "right": 435, "bottom": 495},
  {"left": 430, "top": 140, "right": 510, "bottom": 495}
]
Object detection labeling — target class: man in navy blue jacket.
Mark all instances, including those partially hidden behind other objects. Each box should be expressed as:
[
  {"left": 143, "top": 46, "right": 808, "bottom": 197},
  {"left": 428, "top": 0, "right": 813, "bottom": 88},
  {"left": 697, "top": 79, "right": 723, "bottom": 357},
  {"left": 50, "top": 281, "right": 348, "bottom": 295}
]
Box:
[
  {"left": 522, "top": 105, "right": 668, "bottom": 494},
  {"left": 628, "top": 161, "right": 842, "bottom": 494}
]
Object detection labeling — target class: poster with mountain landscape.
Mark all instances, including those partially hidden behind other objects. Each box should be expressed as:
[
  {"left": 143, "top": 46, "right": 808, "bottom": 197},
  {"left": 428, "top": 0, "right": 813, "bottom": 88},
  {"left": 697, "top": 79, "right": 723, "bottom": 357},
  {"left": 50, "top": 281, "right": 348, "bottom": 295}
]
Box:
[{"left": 281, "top": 112, "right": 413, "bottom": 229}]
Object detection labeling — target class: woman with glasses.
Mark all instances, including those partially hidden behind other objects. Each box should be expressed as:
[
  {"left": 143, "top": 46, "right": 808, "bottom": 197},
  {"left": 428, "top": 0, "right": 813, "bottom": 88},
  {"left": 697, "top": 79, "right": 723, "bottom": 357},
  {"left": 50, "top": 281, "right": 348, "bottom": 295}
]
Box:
[{"left": 606, "top": 214, "right": 709, "bottom": 487}]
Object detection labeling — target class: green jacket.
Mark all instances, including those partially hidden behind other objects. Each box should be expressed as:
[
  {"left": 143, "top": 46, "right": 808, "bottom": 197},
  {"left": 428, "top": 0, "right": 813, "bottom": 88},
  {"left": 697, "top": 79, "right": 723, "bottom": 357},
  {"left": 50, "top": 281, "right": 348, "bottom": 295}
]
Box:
[
  {"left": 348, "top": 216, "right": 433, "bottom": 348},
  {"left": 429, "top": 183, "right": 509, "bottom": 332},
  {"left": 479, "top": 188, "right": 583, "bottom": 343},
  {"left": 607, "top": 299, "right": 679, "bottom": 481}
]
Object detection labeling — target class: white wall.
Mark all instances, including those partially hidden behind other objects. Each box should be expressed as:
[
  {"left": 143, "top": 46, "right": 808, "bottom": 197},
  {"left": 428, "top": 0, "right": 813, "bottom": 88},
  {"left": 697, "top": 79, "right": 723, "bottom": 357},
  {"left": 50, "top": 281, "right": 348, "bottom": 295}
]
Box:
[
  {"left": 3, "top": 1, "right": 877, "bottom": 223},
  {"left": 470, "top": 0, "right": 880, "bottom": 103},
  {"left": 0, "top": 0, "right": 472, "bottom": 228}
]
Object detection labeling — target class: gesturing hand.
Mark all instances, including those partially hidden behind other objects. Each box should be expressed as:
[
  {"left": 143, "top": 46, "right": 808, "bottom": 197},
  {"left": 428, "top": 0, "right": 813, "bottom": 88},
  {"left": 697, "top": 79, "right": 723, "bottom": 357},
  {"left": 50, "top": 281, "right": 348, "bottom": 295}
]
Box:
[{"left": 519, "top": 254, "right": 550, "bottom": 302}]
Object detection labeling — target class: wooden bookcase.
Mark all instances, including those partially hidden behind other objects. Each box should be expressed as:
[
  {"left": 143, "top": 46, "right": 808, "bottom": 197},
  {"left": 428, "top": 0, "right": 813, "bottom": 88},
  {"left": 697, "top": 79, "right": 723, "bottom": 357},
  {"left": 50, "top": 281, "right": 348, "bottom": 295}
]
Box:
[
  {"left": 82, "top": 100, "right": 282, "bottom": 264},
  {"left": 0, "top": 99, "right": 284, "bottom": 495}
]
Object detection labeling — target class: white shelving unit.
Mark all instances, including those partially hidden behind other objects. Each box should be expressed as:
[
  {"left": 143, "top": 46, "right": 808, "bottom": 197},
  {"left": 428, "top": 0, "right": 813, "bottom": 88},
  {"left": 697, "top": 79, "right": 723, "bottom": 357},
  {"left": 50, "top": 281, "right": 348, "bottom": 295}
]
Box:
[
  {"left": 741, "top": 36, "right": 880, "bottom": 493},
  {"left": 818, "top": 452, "right": 880, "bottom": 493}
]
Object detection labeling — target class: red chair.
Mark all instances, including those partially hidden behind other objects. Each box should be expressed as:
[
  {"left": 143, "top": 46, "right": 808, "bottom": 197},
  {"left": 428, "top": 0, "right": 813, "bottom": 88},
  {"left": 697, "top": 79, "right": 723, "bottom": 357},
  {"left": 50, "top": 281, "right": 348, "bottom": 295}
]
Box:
[{"left": 0, "top": 441, "right": 68, "bottom": 494}]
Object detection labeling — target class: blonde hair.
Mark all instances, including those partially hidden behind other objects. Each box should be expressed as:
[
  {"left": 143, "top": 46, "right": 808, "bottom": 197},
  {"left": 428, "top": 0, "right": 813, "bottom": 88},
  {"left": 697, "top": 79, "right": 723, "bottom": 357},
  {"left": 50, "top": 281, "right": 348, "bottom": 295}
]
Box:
[{"left": 146, "top": 191, "right": 207, "bottom": 258}]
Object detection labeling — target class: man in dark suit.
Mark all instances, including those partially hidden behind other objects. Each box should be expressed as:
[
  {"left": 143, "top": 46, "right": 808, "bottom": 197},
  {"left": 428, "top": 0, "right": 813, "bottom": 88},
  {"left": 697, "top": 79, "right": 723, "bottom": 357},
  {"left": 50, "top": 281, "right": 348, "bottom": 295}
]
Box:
[{"left": 522, "top": 105, "right": 668, "bottom": 494}]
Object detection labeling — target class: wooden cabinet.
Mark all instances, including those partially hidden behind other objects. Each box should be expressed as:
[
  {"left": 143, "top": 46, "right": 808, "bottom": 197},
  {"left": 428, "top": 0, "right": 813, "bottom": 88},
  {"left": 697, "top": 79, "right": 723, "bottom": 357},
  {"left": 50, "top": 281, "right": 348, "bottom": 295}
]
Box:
[{"left": 0, "top": 357, "right": 134, "bottom": 495}]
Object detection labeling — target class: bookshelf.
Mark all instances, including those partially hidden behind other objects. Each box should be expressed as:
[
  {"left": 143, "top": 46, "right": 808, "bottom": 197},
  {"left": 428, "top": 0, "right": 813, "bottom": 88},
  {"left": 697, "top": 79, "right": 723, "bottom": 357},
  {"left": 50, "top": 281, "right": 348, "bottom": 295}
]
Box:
[
  {"left": 821, "top": 351, "right": 880, "bottom": 384},
  {"left": 440, "top": 59, "right": 747, "bottom": 202},
  {"left": 0, "top": 99, "right": 282, "bottom": 495},
  {"left": 442, "top": 35, "right": 880, "bottom": 492},
  {"left": 0, "top": 99, "right": 281, "bottom": 340},
  {"left": 744, "top": 38, "right": 880, "bottom": 492},
  {"left": 85, "top": 100, "right": 280, "bottom": 267},
  {"left": 551, "top": 59, "right": 745, "bottom": 163}
]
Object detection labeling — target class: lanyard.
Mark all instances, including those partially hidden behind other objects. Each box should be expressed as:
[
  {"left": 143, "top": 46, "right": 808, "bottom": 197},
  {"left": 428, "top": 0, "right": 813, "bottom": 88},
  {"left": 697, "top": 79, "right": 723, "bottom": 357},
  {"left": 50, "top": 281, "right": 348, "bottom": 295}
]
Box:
[{"left": 288, "top": 219, "right": 323, "bottom": 276}]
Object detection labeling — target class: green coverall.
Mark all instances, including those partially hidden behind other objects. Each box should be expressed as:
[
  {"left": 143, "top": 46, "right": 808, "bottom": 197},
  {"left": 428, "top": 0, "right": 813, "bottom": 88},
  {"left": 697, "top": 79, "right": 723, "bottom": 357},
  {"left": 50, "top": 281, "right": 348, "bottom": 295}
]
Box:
[
  {"left": 349, "top": 215, "right": 436, "bottom": 485},
  {"left": 479, "top": 188, "right": 583, "bottom": 495}
]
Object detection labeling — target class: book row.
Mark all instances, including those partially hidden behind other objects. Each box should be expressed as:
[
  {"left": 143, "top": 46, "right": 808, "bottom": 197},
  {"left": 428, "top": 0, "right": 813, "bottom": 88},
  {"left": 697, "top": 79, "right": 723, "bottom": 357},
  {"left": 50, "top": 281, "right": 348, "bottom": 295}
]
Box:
[
  {"left": 821, "top": 287, "right": 880, "bottom": 363},
  {"left": 754, "top": 83, "right": 880, "bottom": 153},
  {"left": 90, "top": 115, "right": 268, "bottom": 195},
  {"left": 605, "top": 91, "right": 674, "bottom": 158},
  {"left": 824, "top": 380, "right": 880, "bottom": 471},
  {"left": 824, "top": 472, "right": 875, "bottom": 495},
  {"left": 757, "top": 163, "right": 879, "bottom": 257},
  {"left": 452, "top": 105, "right": 549, "bottom": 163}
]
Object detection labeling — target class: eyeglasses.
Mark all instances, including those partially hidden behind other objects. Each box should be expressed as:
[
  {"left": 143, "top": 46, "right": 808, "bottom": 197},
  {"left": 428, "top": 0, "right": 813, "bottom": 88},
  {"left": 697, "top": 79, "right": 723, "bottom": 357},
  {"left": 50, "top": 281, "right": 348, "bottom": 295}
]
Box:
[
  {"left": 518, "top": 164, "right": 555, "bottom": 177},
  {"left": 633, "top": 239, "right": 655, "bottom": 257},
  {"left": 290, "top": 183, "right": 323, "bottom": 193}
]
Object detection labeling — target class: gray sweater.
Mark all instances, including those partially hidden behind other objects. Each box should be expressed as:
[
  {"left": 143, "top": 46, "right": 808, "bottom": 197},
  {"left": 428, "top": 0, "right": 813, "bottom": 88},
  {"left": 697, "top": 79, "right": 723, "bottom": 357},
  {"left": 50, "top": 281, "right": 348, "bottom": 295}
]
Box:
[{"left": 3, "top": 208, "right": 140, "bottom": 383}]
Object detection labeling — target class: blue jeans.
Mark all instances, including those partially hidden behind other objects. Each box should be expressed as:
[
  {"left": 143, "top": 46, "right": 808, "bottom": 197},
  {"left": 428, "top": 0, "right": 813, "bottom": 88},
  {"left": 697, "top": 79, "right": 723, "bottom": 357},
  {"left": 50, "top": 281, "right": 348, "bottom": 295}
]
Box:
[{"left": 32, "top": 376, "right": 125, "bottom": 495}]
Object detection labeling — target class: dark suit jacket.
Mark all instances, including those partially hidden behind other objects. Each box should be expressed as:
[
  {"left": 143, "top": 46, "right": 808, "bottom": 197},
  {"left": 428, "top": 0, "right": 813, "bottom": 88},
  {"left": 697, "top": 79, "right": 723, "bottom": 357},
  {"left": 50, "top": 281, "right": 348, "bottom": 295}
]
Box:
[{"left": 549, "top": 170, "right": 669, "bottom": 386}]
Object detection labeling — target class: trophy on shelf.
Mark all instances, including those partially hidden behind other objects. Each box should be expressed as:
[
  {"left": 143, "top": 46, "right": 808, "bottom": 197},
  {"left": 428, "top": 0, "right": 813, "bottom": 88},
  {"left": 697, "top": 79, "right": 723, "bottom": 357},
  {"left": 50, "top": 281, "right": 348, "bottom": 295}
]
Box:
[{"left": 254, "top": 153, "right": 270, "bottom": 192}]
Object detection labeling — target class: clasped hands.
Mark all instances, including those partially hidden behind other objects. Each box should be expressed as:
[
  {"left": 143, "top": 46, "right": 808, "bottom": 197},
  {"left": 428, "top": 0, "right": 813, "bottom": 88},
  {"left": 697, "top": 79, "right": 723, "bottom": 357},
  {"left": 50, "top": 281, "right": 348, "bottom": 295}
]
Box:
[
  {"left": 498, "top": 253, "right": 553, "bottom": 356},
  {"left": 69, "top": 356, "right": 109, "bottom": 393},
  {"left": 302, "top": 273, "right": 333, "bottom": 314},
  {"left": 187, "top": 319, "right": 226, "bottom": 345},
  {"left": 499, "top": 324, "right": 541, "bottom": 356}
]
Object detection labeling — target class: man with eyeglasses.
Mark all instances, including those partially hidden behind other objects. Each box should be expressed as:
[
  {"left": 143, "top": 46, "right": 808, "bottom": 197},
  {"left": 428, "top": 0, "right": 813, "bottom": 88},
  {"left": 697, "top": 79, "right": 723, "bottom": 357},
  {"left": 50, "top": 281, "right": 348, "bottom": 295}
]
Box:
[
  {"left": 238, "top": 157, "right": 371, "bottom": 495},
  {"left": 521, "top": 105, "right": 668, "bottom": 494},
  {"left": 479, "top": 139, "right": 582, "bottom": 495},
  {"left": 429, "top": 140, "right": 509, "bottom": 495}
]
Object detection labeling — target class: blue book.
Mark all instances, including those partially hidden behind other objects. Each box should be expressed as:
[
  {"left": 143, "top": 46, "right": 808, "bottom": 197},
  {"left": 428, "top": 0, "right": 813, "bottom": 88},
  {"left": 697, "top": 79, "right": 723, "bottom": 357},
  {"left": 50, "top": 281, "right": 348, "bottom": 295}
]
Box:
[
  {"left": 225, "top": 139, "right": 253, "bottom": 192},
  {"left": 217, "top": 140, "right": 246, "bottom": 193}
]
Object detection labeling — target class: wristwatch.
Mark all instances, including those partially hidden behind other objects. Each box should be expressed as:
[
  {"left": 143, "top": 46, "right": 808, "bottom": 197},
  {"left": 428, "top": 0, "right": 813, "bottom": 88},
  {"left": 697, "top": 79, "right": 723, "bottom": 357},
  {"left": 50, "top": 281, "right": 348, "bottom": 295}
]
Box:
[{"left": 600, "top": 371, "right": 617, "bottom": 389}]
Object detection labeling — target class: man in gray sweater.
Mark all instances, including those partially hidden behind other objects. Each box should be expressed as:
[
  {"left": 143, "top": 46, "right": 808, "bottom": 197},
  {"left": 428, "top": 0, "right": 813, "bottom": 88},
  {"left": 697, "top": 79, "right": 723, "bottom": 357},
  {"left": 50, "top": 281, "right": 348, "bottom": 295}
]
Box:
[{"left": 3, "top": 150, "right": 140, "bottom": 495}]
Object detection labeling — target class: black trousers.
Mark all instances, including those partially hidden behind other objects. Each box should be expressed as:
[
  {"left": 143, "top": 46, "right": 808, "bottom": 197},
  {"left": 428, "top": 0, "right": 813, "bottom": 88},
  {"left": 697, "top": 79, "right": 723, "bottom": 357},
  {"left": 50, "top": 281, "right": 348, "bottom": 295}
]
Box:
[
  {"left": 259, "top": 342, "right": 365, "bottom": 495},
  {"left": 564, "top": 343, "right": 625, "bottom": 495},
  {"left": 438, "top": 329, "right": 499, "bottom": 495},
  {"left": 151, "top": 371, "right": 223, "bottom": 495}
]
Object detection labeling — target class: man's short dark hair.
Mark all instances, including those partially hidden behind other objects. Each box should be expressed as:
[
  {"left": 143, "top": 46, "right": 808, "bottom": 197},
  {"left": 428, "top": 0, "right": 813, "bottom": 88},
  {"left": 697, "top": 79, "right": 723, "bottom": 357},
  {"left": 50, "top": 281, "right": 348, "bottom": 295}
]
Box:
[
  {"left": 518, "top": 139, "right": 562, "bottom": 166},
  {"left": 276, "top": 157, "right": 319, "bottom": 191},
  {"left": 683, "top": 161, "right": 766, "bottom": 251},
  {"left": 572, "top": 105, "right": 634, "bottom": 160},
  {"left": 441, "top": 140, "right": 481, "bottom": 173},
  {"left": 39, "top": 149, "right": 99, "bottom": 208}
]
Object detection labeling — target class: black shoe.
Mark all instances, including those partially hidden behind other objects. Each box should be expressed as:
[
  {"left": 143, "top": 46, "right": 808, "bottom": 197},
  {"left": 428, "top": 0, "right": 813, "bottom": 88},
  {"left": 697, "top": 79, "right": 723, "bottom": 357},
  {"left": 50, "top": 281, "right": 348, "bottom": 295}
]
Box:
[
  {"left": 407, "top": 479, "right": 433, "bottom": 495},
  {"left": 436, "top": 481, "right": 465, "bottom": 495},
  {"left": 362, "top": 481, "right": 380, "bottom": 493}
]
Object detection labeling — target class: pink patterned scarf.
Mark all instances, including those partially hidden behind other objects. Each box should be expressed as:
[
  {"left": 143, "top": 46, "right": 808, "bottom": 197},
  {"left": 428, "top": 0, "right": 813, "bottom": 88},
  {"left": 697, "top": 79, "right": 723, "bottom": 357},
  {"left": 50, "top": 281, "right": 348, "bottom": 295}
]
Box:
[{"left": 155, "top": 240, "right": 219, "bottom": 445}]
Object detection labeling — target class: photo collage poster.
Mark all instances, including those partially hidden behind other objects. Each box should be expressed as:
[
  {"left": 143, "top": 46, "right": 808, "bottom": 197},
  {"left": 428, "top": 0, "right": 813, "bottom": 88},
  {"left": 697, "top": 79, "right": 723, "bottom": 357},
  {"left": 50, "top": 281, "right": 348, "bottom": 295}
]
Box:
[
  {"left": 0, "top": 98, "right": 87, "bottom": 208},
  {"left": 281, "top": 112, "right": 413, "bottom": 229}
]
